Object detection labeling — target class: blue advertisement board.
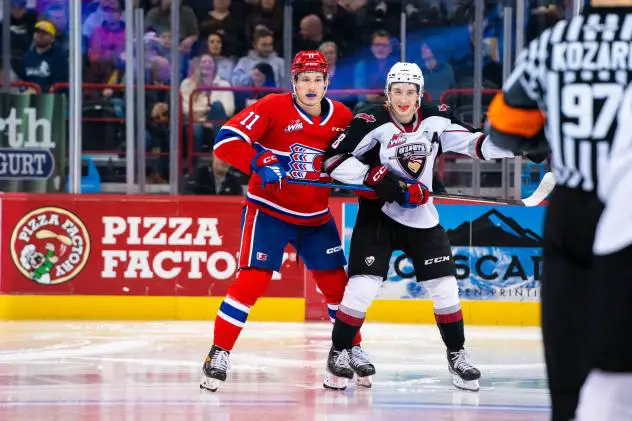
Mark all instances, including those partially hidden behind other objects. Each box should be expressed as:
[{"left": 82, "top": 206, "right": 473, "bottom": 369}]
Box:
[{"left": 342, "top": 203, "right": 546, "bottom": 301}]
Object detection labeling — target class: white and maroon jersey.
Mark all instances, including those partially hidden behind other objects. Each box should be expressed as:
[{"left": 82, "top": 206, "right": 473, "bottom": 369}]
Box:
[
  {"left": 324, "top": 103, "right": 513, "bottom": 228},
  {"left": 214, "top": 93, "right": 352, "bottom": 226}
]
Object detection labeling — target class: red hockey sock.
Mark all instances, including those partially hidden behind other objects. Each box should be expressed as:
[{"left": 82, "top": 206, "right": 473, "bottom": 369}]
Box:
[
  {"left": 313, "top": 268, "right": 364, "bottom": 347},
  {"left": 213, "top": 269, "right": 272, "bottom": 351}
]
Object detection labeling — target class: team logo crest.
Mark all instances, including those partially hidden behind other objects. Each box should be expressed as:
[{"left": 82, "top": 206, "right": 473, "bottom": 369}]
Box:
[
  {"left": 396, "top": 143, "right": 432, "bottom": 179},
  {"left": 288, "top": 143, "right": 325, "bottom": 180},
  {"left": 11, "top": 207, "right": 90, "bottom": 285},
  {"left": 354, "top": 113, "right": 376, "bottom": 123},
  {"left": 438, "top": 104, "right": 450, "bottom": 112}
]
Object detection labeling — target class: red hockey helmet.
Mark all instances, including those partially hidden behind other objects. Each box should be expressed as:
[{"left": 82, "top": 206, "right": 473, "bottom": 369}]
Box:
[{"left": 290, "top": 50, "right": 329, "bottom": 77}]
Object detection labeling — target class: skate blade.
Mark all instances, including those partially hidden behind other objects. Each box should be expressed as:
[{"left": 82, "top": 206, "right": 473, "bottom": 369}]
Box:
[
  {"left": 451, "top": 374, "right": 480, "bottom": 392},
  {"left": 200, "top": 376, "right": 223, "bottom": 392},
  {"left": 355, "top": 375, "right": 372, "bottom": 388},
  {"left": 323, "top": 373, "right": 348, "bottom": 390}
]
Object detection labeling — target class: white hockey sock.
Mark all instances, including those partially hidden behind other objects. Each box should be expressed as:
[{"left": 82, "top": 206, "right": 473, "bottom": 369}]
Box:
[{"left": 576, "top": 370, "right": 632, "bottom": 421}]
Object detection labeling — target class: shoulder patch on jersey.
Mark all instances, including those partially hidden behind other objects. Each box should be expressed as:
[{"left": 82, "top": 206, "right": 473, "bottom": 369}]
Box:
[
  {"left": 438, "top": 104, "right": 450, "bottom": 112},
  {"left": 354, "top": 113, "right": 376, "bottom": 123}
]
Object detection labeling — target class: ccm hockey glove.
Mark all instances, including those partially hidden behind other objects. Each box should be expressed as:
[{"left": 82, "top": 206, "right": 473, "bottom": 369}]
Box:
[
  {"left": 251, "top": 150, "right": 286, "bottom": 191},
  {"left": 363, "top": 165, "right": 405, "bottom": 203}
]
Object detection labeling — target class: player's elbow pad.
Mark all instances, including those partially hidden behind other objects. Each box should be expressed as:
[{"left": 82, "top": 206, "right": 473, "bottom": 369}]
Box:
[{"left": 323, "top": 153, "right": 351, "bottom": 175}]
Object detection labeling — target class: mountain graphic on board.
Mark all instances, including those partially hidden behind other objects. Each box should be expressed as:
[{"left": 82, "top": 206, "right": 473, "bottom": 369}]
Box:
[{"left": 445, "top": 209, "right": 542, "bottom": 247}]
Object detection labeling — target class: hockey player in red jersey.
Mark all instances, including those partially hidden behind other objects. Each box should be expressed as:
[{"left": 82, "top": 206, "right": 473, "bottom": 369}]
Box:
[{"left": 200, "top": 51, "right": 372, "bottom": 392}]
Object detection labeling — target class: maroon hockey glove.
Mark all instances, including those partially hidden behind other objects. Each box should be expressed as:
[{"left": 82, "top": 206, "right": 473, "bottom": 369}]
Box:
[{"left": 363, "top": 165, "right": 404, "bottom": 203}]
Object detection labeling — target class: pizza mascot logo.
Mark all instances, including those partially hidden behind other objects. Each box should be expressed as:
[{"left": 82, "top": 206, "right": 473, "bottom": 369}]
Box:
[{"left": 11, "top": 207, "right": 90, "bottom": 285}]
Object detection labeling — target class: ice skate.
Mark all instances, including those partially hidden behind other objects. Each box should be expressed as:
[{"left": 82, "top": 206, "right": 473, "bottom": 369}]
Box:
[
  {"left": 200, "top": 345, "right": 231, "bottom": 392},
  {"left": 447, "top": 349, "right": 481, "bottom": 392},
  {"left": 323, "top": 347, "right": 354, "bottom": 390},
  {"left": 349, "top": 345, "right": 375, "bottom": 388}
]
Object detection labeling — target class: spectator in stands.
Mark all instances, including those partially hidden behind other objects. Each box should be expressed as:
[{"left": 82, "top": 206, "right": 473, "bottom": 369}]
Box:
[
  {"left": 236, "top": 61, "right": 275, "bottom": 109},
  {"left": 146, "top": 56, "right": 171, "bottom": 184},
  {"left": 88, "top": 2, "right": 126, "bottom": 65},
  {"left": 450, "top": 10, "right": 502, "bottom": 88},
  {"left": 0, "top": 0, "right": 38, "bottom": 75},
  {"left": 319, "top": 41, "right": 357, "bottom": 108},
  {"left": 353, "top": 29, "right": 397, "bottom": 105},
  {"left": 294, "top": 14, "right": 328, "bottom": 55},
  {"left": 527, "top": 3, "right": 565, "bottom": 43},
  {"left": 203, "top": 32, "right": 234, "bottom": 83},
  {"left": 181, "top": 54, "right": 235, "bottom": 158},
  {"left": 191, "top": 159, "right": 246, "bottom": 195},
  {"left": 231, "top": 27, "right": 285, "bottom": 88},
  {"left": 146, "top": 0, "right": 199, "bottom": 55},
  {"left": 144, "top": 29, "right": 171, "bottom": 60},
  {"left": 338, "top": 0, "right": 368, "bottom": 11},
  {"left": 402, "top": 0, "right": 446, "bottom": 31},
  {"left": 360, "top": 0, "right": 400, "bottom": 42},
  {"left": 83, "top": 58, "right": 123, "bottom": 111},
  {"left": 83, "top": 0, "right": 122, "bottom": 41},
  {"left": 198, "top": 0, "right": 245, "bottom": 57},
  {"left": 419, "top": 42, "right": 455, "bottom": 104},
  {"left": 311, "top": 0, "right": 359, "bottom": 56},
  {"left": 244, "top": 0, "right": 283, "bottom": 54},
  {"left": 19, "top": 20, "right": 67, "bottom": 92},
  {"left": 43, "top": 4, "right": 69, "bottom": 52}
]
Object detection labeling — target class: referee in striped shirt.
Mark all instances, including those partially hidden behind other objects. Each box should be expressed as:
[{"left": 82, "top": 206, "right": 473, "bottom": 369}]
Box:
[{"left": 487, "top": 1, "right": 632, "bottom": 420}]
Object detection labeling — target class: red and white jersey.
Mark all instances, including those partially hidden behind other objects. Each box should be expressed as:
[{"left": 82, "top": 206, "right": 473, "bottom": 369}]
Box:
[{"left": 214, "top": 93, "right": 353, "bottom": 226}]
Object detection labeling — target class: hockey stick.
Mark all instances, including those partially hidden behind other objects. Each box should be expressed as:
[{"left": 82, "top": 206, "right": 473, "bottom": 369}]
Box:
[{"left": 287, "top": 172, "right": 556, "bottom": 206}]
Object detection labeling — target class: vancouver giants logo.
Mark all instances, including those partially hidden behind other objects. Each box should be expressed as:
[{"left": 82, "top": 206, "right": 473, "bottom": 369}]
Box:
[
  {"left": 396, "top": 143, "right": 431, "bottom": 179},
  {"left": 287, "top": 144, "right": 325, "bottom": 180},
  {"left": 354, "top": 113, "right": 376, "bottom": 123}
]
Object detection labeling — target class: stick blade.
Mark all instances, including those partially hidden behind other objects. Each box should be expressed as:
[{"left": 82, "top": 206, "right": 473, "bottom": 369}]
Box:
[{"left": 521, "top": 172, "right": 556, "bottom": 207}]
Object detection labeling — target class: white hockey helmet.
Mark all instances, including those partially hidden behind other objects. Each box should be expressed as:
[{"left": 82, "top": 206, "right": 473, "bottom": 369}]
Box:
[{"left": 385, "top": 62, "right": 425, "bottom": 105}]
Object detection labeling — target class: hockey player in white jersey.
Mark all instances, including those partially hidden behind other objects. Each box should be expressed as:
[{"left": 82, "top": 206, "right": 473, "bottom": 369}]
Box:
[{"left": 321, "top": 62, "right": 516, "bottom": 391}]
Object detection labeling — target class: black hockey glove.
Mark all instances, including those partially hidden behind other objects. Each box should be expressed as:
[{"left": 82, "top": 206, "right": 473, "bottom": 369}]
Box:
[{"left": 363, "top": 165, "right": 404, "bottom": 203}]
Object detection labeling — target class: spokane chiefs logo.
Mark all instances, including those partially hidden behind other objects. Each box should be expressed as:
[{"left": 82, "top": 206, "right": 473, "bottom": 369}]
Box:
[
  {"left": 11, "top": 207, "right": 90, "bottom": 285},
  {"left": 287, "top": 143, "right": 325, "bottom": 179}
]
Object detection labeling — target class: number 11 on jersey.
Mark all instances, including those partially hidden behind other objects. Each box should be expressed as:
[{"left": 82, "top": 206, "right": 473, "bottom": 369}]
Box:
[{"left": 240, "top": 112, "right": 261, "bottom": 130}]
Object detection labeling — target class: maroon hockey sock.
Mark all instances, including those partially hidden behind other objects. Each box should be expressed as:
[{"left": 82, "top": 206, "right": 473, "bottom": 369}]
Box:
[
  {"left": 435, "top": 309, "right": 465, "bottom": 352},
  {"left": 332, "top": 306, "right": 365, "bottom": 350}
]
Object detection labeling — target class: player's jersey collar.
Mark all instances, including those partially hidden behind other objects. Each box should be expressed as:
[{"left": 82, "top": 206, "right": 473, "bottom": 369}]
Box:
[{"left": 292, "top": 96, "right": 334, "bottom": 126}]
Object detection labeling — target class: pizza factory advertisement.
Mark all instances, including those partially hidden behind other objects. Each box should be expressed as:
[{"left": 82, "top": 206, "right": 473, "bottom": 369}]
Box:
[
  {"left": 342, "top": 203, "right": 546, "bottom": 302},
  {"left": 0, "top": 196, "right": 303, "bottom": 297}
]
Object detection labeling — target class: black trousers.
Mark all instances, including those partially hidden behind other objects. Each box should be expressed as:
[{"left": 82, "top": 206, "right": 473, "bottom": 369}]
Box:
[
  {"left": 591, "top": 243, "right": 632, "bottom": 373},
  {"left": 541, "top": 186, "right": 604, "bottom": 421}
]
